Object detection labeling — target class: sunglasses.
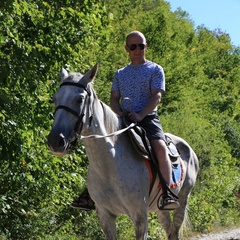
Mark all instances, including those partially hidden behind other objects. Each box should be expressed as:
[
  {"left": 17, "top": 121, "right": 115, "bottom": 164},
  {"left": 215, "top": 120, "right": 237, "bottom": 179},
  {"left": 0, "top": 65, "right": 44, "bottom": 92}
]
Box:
[{"left": 128, "top": 44, "right": 146, "bottom": 51}]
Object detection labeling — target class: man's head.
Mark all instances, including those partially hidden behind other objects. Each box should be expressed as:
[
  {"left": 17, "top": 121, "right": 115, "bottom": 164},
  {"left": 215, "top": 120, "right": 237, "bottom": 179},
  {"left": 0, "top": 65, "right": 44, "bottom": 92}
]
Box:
[
  {"left": 126, "top": 31, "right": 146, "bottom": 46},
  {"left": 125, "top": 31, "right": 147, "bottom": 64}
]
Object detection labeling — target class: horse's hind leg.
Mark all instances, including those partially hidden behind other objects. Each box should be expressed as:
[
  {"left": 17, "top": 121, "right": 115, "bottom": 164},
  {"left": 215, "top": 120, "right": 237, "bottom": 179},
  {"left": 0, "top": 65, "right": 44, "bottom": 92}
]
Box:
[
  {"left": 96, "top": 208, "right": 117, "bottom": 240},
  {"left": 169, "top": 196, "right": 189, "bottom": 240}
]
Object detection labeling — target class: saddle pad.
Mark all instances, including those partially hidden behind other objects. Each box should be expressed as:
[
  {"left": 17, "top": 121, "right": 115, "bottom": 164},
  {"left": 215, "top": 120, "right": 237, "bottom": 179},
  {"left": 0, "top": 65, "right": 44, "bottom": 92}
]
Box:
[
  {"left": 170, "top": 162, "right": 183, "bottom": 188},
  {"left": 145, "top": 158, "right": 184, "bottom": 193},
  {"left": 154, "top": 161, "right": 184, "bottom": 190}
]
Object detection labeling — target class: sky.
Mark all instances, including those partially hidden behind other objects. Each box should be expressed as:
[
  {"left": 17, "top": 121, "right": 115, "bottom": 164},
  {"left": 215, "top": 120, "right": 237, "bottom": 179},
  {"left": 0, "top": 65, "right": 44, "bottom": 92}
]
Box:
[{"left": 167, "top": 0, "right": 240, "bottom": 47}]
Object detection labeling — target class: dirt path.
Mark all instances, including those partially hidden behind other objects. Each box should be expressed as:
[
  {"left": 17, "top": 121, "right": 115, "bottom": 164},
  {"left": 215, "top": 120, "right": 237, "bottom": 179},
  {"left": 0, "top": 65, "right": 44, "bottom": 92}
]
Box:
[{"left": 189, "top": 228, "right": 240, "bottom": 240}]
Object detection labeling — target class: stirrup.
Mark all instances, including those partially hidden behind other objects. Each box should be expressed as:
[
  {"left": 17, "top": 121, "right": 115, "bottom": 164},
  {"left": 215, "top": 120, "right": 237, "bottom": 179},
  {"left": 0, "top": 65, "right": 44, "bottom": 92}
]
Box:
[{"left": 157, "top": 194, "right": 180, "bottom": 211}]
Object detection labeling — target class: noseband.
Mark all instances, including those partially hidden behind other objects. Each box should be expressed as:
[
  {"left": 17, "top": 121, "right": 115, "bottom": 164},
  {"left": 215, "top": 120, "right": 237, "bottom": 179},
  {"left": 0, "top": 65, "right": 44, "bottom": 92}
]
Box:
[{"left": 54, "top": 81, "right": 92, "bottom": 145}]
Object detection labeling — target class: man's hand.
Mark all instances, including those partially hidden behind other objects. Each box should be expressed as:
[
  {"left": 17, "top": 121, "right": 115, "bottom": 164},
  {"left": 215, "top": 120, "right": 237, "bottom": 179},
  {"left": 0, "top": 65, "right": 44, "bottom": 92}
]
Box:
[{"left": 128, "top": 112, "right": 144, "bottom": 122}]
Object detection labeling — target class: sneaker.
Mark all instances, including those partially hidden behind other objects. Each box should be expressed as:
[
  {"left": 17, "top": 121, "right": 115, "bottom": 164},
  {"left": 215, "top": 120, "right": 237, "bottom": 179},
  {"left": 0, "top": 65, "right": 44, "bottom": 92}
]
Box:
[{"left": 70, "top": 189, "right": 95, "bottom": 211}]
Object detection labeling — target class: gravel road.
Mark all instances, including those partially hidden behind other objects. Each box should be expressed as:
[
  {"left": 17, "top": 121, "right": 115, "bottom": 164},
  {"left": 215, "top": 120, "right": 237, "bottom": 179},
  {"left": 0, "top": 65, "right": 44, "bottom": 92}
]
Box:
[{"left": 188, "top": 228, "right": 240, "bottom": 240}]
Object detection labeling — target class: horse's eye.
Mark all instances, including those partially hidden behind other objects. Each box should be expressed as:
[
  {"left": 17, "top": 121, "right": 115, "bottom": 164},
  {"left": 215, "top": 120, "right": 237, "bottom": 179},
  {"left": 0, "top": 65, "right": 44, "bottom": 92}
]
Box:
[
  {"left": 76, "top": 94, "right": 84, "bottom": 103},
  {"left": 77, "top": 97, "right": 83, "bottom": 103}
]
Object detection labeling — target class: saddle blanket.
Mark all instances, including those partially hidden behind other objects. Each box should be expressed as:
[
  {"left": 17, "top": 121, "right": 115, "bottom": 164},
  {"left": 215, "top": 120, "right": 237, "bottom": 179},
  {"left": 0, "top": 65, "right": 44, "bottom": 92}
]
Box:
[
  {"left": 170, "top": 163, "right": 183, "bottom": 188},
  {"left": 145, "top": 159, "right": 184, "bottom": 189}
]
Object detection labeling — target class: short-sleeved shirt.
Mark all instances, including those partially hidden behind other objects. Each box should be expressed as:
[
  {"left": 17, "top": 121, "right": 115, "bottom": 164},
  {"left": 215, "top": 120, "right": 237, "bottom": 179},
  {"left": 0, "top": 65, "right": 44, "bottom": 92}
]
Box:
[{"left": 111, "top": 60, "right": 165, "bottom": 114}]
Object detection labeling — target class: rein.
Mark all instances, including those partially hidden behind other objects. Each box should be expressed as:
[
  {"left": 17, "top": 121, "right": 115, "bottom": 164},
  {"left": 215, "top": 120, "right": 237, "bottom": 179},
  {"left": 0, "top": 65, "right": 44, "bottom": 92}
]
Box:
[{"left": 80, "top": 122, "right": 136, "bottom": 139}]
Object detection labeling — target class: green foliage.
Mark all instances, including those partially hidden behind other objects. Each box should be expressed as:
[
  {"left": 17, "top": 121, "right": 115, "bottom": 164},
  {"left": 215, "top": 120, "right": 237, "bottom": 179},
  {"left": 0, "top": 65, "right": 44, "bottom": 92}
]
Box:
[
  {"left": 0, "top": 0, "right": 108, "bottom": 238},
  {"left": 0, "top": 0, "right": 239, "bottom": 238}
]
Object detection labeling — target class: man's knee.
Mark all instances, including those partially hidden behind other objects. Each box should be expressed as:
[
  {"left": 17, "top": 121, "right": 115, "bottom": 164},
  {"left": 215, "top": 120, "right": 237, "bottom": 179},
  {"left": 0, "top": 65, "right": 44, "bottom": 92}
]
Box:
[
  {"left": 151, "top": 139, "right": 167, "bottom": 153},
  {"left": 158, "top": 139, "right": 168, "bottom": 151}
]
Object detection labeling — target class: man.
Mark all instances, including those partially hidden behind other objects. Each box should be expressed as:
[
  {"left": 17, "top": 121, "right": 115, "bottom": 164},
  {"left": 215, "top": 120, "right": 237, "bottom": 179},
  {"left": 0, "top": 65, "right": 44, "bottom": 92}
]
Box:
[
  {"left": 110, "top": 31, "right": 179, "bottom": 210},
  {"left": 71, "top": 30, "right": 179, "bottom": 211}
]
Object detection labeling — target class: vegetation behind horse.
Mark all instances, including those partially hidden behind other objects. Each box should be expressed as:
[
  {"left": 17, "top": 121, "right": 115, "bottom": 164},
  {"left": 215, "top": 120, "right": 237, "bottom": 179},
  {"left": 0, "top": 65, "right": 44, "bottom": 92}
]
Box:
[{"left": 0, "top": 0, "right": 239, "bottom": 239}]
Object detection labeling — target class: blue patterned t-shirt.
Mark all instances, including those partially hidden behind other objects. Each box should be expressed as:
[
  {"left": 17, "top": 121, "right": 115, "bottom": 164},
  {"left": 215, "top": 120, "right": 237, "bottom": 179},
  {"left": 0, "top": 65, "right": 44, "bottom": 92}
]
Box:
[{"left": 111, "top": 60, "right": 165, "bottom": 113}]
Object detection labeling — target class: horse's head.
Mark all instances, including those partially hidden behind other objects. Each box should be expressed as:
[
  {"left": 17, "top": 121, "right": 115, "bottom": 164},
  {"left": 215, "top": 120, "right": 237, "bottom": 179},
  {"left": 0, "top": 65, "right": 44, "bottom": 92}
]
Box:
[{"left": 47, "top": 64, "right": 98, "bottom": 156}]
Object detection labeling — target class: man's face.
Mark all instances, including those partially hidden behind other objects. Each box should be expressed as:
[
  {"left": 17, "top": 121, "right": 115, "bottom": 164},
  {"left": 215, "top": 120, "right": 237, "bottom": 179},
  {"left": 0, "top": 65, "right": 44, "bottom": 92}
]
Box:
[{"left": 125, "top": 34, "right": 147, "bottom": 64}]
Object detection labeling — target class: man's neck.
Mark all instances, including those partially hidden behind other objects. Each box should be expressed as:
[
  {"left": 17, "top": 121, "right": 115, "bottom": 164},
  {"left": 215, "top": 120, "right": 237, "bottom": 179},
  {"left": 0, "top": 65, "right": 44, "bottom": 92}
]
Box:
[{"left": 131, "top": 58, "right": 146, "bottom": 65}]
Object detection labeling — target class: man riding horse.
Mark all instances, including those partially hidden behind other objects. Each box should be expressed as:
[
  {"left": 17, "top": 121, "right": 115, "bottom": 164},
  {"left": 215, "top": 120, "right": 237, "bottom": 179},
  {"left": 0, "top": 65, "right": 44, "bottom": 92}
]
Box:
[{"left": 71, "top": 30, "right": 179, "bottom": 211}]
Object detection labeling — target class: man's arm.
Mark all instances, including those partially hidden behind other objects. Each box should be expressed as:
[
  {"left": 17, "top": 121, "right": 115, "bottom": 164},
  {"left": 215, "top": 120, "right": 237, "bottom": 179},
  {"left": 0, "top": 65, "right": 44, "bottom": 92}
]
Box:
[
  {"left": 128, "top": 89, "right": 163, "bottom": 122},
  {"left": 110, "top": 90, "right": 123, "bottom": 117}
]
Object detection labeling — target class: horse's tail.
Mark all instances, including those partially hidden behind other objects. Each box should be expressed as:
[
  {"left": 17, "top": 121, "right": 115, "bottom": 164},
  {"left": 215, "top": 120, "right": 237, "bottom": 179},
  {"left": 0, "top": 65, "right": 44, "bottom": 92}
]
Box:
[{"left": 179, "top": 206, "right": 192, "bottom": 239}]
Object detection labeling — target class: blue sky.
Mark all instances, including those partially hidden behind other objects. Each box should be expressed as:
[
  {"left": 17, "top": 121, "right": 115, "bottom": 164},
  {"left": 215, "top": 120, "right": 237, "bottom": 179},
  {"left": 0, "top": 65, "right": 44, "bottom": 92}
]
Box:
[{"left": 167, "top": 0, "right": 240, "bottom": 47}]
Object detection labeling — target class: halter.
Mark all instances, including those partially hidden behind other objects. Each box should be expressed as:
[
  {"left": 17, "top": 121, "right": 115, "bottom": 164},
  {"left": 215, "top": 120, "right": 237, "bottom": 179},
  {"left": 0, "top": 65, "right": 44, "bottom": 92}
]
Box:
[{"left": 53, "top": 81, "right": 92, "bottom": 145}]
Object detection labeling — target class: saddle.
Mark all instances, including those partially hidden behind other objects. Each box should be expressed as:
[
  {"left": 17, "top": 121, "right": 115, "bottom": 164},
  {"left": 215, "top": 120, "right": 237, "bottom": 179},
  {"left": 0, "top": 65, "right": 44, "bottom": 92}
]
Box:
[
  {"left": 123, "top": 116, "right": 181, "bottom": 200},
  {"left": 123, "top": 117, "right": 180, "bottom": 164}
]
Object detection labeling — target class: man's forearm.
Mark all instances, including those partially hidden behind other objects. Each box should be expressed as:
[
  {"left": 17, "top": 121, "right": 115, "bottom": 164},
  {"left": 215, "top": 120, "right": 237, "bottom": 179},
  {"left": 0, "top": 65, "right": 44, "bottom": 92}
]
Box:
[{"left": 139, "top": 93, "right": 161, "bottom": 118}]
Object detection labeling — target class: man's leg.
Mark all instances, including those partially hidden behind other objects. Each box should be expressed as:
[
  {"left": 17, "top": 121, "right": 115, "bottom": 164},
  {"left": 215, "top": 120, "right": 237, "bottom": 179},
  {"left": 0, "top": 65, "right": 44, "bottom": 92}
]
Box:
[
  {"left": 150, "top": 139, "right": 179, "bottom": 210},
  {"left": 151, "top": 139, "right": 172, "bottom": 184}
]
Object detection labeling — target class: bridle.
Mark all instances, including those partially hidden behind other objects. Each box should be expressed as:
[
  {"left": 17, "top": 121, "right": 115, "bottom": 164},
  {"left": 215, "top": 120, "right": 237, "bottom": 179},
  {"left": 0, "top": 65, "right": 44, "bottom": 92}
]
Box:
[
  {"left": 53, "top": 81, "right": 92, "bottom": 146},
  {"left": 53, "top": 82, "right": 136, "bottom": 145}
]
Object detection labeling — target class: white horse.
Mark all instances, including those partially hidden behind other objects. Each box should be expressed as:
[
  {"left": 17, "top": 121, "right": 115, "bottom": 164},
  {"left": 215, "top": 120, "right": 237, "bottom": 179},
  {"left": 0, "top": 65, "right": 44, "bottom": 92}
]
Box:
[{"left": 47, "top": 64, "right": 199, "bottom": 240}]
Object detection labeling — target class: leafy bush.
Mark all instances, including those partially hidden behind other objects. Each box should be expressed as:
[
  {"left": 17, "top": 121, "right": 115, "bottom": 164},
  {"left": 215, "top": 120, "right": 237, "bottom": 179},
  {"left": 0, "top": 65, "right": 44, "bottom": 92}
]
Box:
[{"left": 0, "top": 0, "right": 239, "bottom": 238}]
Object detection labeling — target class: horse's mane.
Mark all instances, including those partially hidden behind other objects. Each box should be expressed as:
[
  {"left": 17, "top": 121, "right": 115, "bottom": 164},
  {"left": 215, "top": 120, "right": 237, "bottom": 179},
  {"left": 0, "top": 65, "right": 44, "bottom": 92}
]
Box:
[
  {"left": 102, "top": 100, "right": 120, "bottom": 131},
  {"left": 88, "top": 84, "right": 120, "bottom": 132}
]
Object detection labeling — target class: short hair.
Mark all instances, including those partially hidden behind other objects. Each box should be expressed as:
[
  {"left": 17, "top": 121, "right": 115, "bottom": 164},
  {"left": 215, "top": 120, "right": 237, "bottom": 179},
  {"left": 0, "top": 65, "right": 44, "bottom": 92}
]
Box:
[{"left": 126, "top": 31, "right": 146, "bottom": 44}]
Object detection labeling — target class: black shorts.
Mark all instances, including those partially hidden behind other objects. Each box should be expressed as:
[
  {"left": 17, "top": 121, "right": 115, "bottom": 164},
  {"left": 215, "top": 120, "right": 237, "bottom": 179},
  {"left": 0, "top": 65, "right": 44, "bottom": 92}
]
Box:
[{"left": 138, "top": 113, "right": 165, "bottom": 140}]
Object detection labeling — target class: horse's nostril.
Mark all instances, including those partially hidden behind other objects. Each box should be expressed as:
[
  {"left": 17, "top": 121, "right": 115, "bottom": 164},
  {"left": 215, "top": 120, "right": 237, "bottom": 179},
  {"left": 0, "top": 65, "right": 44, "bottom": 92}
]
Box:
[
  {"left": 59, "top": 133, "right": 68, "bottom": 148},
  {"left": 58, "top": 137, "right": 64, "bottom": 146},
  {"left": 47, "top": 132, "right": 68, "bottom": 152}
]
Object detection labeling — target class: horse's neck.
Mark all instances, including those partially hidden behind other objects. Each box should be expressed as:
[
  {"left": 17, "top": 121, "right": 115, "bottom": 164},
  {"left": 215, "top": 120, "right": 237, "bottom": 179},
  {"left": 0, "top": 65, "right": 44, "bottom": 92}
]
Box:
[
  {"left": 82, "top": 99, "right": 146, "bottom": 187},
  {"left": 99, "top": 101, "right": 120, "bottom": 133},
  {"left": 87, "top": 99, "right": 119, "bottom": 136},
  {"left": 83, "top": 101, "right": 119, "bottom": 171}
]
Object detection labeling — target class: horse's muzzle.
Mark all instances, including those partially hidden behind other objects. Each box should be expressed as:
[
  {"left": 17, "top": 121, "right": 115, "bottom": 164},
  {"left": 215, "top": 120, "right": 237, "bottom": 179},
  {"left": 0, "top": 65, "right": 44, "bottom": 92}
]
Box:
[{"left": 47, "top": 131, "right": 69, "bottom": 155}]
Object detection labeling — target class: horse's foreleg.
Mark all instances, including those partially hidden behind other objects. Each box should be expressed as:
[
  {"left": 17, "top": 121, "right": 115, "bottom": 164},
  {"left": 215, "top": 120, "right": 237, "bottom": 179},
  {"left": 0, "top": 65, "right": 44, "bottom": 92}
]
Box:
[
  {"left": 96, "top": 208, "right": 117, "bottom": 240},
  {"left": 131, "top": 212, "right": 148, "bottom": 240},
  {"left": 157, "top": 211, "right": 172, "bottom": 238}
]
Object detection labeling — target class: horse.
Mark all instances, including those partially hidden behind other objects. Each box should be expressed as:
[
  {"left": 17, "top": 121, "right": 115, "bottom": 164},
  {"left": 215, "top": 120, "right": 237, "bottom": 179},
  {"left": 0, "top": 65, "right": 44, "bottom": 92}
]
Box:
[{"left": 47, "top": 64, "right": 199, "bottom": 240}]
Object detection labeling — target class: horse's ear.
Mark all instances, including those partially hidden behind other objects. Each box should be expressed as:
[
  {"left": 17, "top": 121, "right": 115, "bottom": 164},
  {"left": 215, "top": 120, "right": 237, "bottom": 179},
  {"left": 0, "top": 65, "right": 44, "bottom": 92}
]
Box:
[
  {"left": 84, "top": 63, "right": 98, "bottom": 83},
  {"left": 60, "top": 68, "right": 68, "bottom": 81}
]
